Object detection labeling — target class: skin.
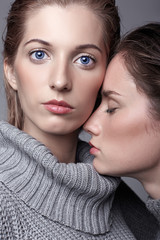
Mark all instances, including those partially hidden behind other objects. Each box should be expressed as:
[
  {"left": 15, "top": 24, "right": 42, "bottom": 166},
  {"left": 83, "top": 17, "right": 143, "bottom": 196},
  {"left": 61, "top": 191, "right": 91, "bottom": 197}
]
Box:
[
  {"left": 4, "top": 4, "right": 107, "bottom": 163},
  {"left": 84, "top": 54, "right": 160, "bottom": 199}
]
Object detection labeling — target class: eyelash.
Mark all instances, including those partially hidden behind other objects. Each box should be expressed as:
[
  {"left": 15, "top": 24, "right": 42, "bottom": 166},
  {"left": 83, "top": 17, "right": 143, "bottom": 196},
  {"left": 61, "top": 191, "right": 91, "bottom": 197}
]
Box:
[
  {"left": 29, "top": 49, "right": 50, "bottom": 63},
  {"left": 29, "top": 50, "right": 96, "bottom": 68},
  {"left": 75, "top": 55, "right": 96, "bottom": 68},
  {"left": 106, "top": 108, "right": 117, "bottom": 114}
]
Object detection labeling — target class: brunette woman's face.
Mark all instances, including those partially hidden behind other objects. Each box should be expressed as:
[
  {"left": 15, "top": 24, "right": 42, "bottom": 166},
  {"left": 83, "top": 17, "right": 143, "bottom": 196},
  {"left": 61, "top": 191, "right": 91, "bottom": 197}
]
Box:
[
  {"left": 6, "top": 4, "right": 106, "bottom": 138},
  {"left": 84, "top": 54, "right": 160, "bottom": 178}
]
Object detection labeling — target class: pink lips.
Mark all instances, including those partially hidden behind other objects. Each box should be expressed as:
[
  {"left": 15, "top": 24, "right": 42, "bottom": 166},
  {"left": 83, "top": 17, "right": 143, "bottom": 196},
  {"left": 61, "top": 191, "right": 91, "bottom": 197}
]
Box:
[
  {"left": 89, "top": 142, "right": 100, "bottom": 155},
  {"left": 43, "top": 99, "right": 73, "bottom": 114}
]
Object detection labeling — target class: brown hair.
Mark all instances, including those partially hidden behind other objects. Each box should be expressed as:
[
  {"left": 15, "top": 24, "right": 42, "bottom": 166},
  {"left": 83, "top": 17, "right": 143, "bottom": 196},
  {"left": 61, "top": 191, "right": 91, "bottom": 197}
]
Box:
[
  {"left": 3, "top": 0, "right": 120, "bottom": 129},
  {"left": 115, "top": 23, "right": 160, "bottom": 120}
]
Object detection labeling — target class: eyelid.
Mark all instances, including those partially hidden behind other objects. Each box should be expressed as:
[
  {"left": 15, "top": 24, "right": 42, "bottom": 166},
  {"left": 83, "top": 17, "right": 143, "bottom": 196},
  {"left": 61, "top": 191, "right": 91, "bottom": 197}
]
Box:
[
  {"left": 104, "top": 94, "right": 120, "bottom": 102},
  {"left": 74, "top": 53, "right": 96, "bottom": 61},
  {"left": 106, "top": 107, "right": 118, "bottom": 114},
  {"left": 29, "top": 48, "right": 50, "bottom": 56},
  {"left": 29, "top": 48, "right": 51, "bottom": 62},
  {"left": 74, "top": 53, "right": 96, "bottom": 69},
  {"left": 105, "top": 98, "right": 119, "bottom": 114}
]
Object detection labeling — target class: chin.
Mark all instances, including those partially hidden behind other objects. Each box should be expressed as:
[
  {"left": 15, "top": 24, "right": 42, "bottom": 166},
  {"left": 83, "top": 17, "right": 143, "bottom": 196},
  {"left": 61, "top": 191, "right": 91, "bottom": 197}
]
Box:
[
  {"left": 93, "top": 160, "right": 107, "bottom": 175},
  {"left": 93, "top": 160, "right": 120, "bottom": 176}
]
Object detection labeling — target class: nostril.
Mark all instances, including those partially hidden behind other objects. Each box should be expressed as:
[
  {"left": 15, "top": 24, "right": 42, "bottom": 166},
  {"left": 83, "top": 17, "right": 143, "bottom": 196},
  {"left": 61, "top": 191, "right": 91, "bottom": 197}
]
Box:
[
  {"left": 49, "top": 81, "right": 71, "bottom": 91},
  {"left": 49, "top": 74, "right": 72, "bottom": 91}
]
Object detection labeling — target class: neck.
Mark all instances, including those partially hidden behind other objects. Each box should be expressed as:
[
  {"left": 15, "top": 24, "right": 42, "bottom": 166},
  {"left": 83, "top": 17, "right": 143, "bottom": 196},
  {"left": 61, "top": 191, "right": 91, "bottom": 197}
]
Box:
[
  {"left": 44, "top": 131, "right": 79, "bottom": 163},
  {"left": 23, "top": 124, "right": 79, "bottom": 163},
  {"left": 133, "top": 164, "right": 160, "bottom": 199}
]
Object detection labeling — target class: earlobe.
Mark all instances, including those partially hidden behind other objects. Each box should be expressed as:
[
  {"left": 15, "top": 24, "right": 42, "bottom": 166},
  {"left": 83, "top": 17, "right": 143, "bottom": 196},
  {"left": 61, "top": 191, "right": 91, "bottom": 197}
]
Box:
[{"left": 4, "top": 59, "right": 18, "bottom": 90}]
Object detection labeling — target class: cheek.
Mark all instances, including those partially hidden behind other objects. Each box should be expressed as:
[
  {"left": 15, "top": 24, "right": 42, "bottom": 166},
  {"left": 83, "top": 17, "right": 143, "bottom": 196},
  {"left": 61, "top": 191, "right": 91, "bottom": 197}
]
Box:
[
  {"left": 79, "top": 68, "right": 105, "bottom": 99},
  {"left": 106, "top": 111, "right": 149, "bottom": 140},
  {"left": 101, "top": 114, "right": 157, "bottom": 166},
  {"left": 76, "top": 63, "right": 105, "bottom": 90},
  {"left": 15, "top": 64, "right": 46, "bottom": 98},
  {"left": 75, "top": 75, "right": 103, "bottom": 112},
  {"left": 100, "top": 112, "right": 153, "bottom": 163},
  {"left": 14, "top": 69, "right": 40, "bottom": 113}
]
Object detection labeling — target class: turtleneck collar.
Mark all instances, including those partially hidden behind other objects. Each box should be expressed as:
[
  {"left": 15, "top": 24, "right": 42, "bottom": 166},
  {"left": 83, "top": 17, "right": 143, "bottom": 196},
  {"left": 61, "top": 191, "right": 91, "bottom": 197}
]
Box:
[
  {"left": 147, "top": 197, "right": 160, "bottom": 224},
  {"left": 0, "top": 121, "right": 120, "bottom": 235}
]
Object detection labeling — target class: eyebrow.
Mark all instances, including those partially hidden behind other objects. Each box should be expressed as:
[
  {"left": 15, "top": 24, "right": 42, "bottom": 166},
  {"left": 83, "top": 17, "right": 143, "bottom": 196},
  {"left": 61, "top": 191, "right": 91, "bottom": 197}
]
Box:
[
  {"left": 102, "top": 90, "right": 121, "bottom": 98},
  {"left": 24, "top": 39, "right": 52, "bottom": 47},
  {"left": 24, "top": 39, "right": 102, "bottom": 53},
  {"left": 75, "top": 44, "right": 102, "bottom": 53}
]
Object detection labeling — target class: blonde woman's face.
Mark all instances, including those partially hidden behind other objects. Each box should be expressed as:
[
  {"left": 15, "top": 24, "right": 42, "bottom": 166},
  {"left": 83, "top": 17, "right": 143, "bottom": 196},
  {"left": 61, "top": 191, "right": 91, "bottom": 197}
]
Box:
[
  {"left": 6, "top": 4, "right": 107, "bottom": 139},
  {"left": 85, "top": 54, "right": 160, "bottom": 179}
]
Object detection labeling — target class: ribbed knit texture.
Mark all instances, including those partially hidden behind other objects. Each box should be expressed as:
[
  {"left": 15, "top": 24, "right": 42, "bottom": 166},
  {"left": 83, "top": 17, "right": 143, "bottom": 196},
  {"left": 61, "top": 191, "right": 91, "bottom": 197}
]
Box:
[
  {"left": 115, "top": 181, "right": 160, "bottom": 240},
  {"left": 147, "top": 197, "right": 160, "bottom": 224},
  {"left": 0, "top": 121, "right": 152, "bottom": 239},
  {"left": 0, "top": 121, "right": 120, "bottom": 234}
]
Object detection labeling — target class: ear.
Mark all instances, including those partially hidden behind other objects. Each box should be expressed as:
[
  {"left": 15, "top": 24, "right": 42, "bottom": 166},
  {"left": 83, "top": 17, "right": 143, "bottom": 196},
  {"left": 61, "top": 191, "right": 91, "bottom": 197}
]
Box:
[{"left": 4, "top": 59, "right": 18, "bottom": 90}]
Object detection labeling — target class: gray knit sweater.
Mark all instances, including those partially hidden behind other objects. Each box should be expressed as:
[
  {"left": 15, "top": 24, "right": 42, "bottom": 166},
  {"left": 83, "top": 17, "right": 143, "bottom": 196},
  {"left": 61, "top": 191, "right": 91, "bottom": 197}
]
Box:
[{"left": 0, "top": 121, "right": 159, "bottom": 239}]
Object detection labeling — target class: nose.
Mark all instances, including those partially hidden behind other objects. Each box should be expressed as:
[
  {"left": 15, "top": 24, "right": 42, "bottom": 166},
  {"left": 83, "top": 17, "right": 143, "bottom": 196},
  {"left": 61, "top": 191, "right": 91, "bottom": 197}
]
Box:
[
  {"left": 84, "top": 111, "right": 101, "bottom": 136},
  {"left": 49, "top": 62, "right": 72, "bottom": 91}
]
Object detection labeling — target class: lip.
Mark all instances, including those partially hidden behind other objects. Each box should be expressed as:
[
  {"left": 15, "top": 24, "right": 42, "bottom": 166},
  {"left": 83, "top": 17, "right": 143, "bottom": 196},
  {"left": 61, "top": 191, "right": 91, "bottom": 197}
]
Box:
[
  {"left": 43, "top": 99, "right": 74, "bottom": 115},
  {"left": 89, "top": 141, "right": 100, "bottom": 155}
]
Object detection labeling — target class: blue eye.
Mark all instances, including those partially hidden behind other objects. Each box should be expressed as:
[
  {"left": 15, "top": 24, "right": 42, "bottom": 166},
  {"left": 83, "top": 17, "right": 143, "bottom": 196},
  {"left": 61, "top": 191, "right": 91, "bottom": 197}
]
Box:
[
  {"left": 80, "top": 56, "right": 91, "bottom": 65},
  {"left": 30, "top": 50, "right": 48, "bottom": 61},
  {"left": 35, "top": 51, "right": 45, "bottom": 59},
  {"left": 76, "top": 55, "right": 95, "bottom": 68}
]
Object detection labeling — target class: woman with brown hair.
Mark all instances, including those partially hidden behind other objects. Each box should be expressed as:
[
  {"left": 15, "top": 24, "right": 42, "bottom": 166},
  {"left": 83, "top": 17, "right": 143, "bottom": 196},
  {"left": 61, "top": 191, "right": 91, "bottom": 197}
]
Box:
[{"left": 85, "top": 23, "right": 160, "bottom": 239}]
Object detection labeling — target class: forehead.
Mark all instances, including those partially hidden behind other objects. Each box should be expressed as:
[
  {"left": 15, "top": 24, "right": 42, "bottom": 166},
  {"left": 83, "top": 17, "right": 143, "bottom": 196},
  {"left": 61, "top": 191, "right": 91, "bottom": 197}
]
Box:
[
  {"left": 22, "top": 4, "right": 104, "bottom": 46},
  {"left": 103, "top": 54, "right": 136, "bottom": 93}
]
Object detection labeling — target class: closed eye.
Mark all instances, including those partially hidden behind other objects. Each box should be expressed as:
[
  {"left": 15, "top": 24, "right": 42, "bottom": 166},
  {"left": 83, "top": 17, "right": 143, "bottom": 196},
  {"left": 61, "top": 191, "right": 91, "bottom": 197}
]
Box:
[{"left": 106, "top": 108, "right": 118, "bottom": 114}]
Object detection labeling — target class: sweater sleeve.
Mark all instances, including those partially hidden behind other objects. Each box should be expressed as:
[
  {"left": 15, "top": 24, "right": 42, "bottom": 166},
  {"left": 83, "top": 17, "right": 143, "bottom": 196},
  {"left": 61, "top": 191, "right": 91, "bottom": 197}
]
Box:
[{"left": 146, "top": 197, "right": 160, "bottom": 225}]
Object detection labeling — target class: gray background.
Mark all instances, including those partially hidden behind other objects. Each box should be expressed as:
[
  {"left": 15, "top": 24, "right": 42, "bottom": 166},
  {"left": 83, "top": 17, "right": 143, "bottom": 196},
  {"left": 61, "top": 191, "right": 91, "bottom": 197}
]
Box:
[{"left": 0, "top": 0, "right": 160, "bottom": 201}]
